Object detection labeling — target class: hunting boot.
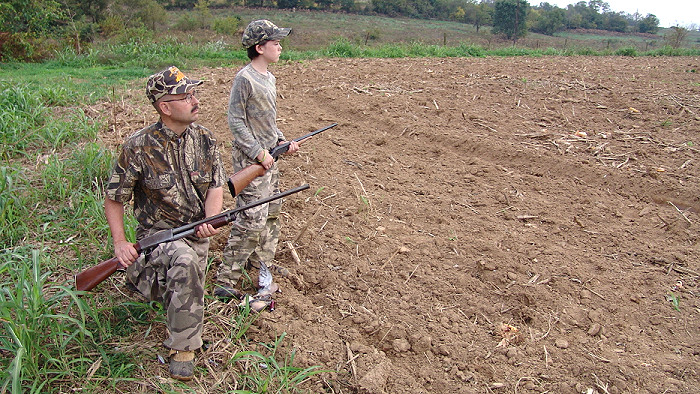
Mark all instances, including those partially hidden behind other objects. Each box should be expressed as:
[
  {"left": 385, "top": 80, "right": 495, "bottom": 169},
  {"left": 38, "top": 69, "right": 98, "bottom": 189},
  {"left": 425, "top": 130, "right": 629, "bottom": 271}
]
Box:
[{"left": 169, "top": 349, "right": 195, "bottom": 381}]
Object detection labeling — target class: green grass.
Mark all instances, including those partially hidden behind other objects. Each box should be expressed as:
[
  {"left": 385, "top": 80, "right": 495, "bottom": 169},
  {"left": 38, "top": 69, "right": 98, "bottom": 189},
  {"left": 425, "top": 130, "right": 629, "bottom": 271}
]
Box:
[
  {"left": 0, "top": 249, "right": 102, "bottom": 393},
  {"left": 229, "top": 333, "right": 329, "bottom": 393}
]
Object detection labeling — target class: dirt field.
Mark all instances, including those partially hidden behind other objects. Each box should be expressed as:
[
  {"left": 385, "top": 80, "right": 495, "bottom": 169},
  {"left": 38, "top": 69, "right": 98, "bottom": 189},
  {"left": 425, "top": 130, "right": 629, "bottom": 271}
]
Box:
[{"left": 102, "top": 56, "right": 699, "bottom": 393}]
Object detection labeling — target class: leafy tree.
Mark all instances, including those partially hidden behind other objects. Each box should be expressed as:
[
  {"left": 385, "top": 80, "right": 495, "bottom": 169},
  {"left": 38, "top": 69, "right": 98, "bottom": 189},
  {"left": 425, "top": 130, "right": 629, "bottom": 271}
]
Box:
[
  {"left": 338, "top": 0, "right": 357, "bottom": 12},
  {"left": 638, "top": 14, "right": 659, "bottom": 34},
  {"left": 473, "top": 1, "right": 493, "bottom": 32},
  {"left": 316, "top": 0, "right": 334, "bottom": 10},
  {"left": 138, "top": 0, "right": 168, "bottom": 30},
  {"left": 371, "top": 0, "right": 407, "bottom": 17},
  {"left": 586, "top": 0, "right": 609, "bottom": 13},
  {"left": 530, "top": 3, "right": 565, "bottom": 35},
  {"left": 0, "top": 0, "right": 64, "bottom": 34},
  {"left": 111, "top": 0, "right": 167, "bottom": 30},
  {"left": 278, "top": 0, "right": 300, "bottom": 8},
  {"left": 566, "top": 1, "right": 603, "bottom": 29},
  {"left": 170, "top": 0, "right": 198, "bottom": 8},
  {"left": 452, "top": 5, "right": 466, "bottom": 20},
  {"left": 603, "top": 11, "right": 627, "bottom": 32},
  {"left": 62, "top": 0, "right": 110, "bottom": 22},
  {"left": 461, "top": 0, "right": 492, "bottom": 32},
  {"left": 664, "top": 26, "right": 689, "bottom": 48},
  {"left": 492, "top": 0, "right": 528, "bottom": 41}
]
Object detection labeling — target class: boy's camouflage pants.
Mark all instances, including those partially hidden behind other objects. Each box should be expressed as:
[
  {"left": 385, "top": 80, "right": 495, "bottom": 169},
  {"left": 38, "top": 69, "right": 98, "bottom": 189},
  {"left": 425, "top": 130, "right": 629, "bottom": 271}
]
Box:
[
  {"left": 126, "top": 236, "right": 209, "bottom": 351},
  {"left": 220, "top": 151, "right": 281, "bottom": 286}
]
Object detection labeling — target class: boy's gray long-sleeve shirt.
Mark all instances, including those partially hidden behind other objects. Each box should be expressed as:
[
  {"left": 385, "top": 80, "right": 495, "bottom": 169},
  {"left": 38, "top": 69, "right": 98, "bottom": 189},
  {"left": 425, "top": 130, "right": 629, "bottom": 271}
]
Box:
[{"left": 228, "top": 63, "right": 285, "bottom": 160}]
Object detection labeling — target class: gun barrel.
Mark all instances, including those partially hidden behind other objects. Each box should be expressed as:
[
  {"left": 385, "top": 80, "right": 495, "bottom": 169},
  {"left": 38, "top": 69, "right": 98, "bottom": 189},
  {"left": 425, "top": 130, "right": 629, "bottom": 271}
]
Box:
[
  {"left": 292, "top": 123, "right": 338, "bottom": 143},
  {"left": 270, "top": 123, "right": 337, "bottom": 159}
]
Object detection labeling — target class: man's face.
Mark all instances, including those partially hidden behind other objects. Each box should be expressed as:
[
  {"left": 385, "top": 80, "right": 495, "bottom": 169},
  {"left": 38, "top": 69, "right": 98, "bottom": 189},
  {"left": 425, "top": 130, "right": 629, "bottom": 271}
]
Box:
[{"left": 159, "top": 90, "right": 200, "bottom": 124}]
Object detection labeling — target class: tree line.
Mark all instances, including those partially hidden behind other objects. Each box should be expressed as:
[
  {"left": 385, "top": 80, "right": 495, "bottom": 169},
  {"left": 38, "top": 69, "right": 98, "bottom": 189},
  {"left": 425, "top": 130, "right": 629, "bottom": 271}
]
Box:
[{"left": 0, "top": 0, "right": 693, "bottom": 61}]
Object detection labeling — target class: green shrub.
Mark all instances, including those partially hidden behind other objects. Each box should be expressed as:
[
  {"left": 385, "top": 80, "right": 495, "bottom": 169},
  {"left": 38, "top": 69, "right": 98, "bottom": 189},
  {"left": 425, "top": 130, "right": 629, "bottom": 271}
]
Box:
[
  {"left": 456, "top": 43, "right": 486, "bottom": 57},
  {"left": 0, "top": 33, "right": 63, "bottom": 62},
  {"left": 99, "top": 15, "right": 126, "bottom": 38},
  {"left": 615, "top": 46, "right": 638, "bottom": 57},
  {"left": 175, "top": 12, "right": 208, "bottom": 31},
  {"left": 213, "top": 15, "right": 242, "bottom": 36},
  {"left": 574, "top": 46, "right": 597, "bottom": 55}
]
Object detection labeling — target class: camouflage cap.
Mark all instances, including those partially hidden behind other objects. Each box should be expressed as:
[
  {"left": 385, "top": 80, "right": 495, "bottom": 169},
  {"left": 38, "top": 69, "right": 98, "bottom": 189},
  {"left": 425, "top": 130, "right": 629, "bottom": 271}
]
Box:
[
  {"left": 146, "top": 66, "right": 203, "bottom": 103},
  {"left": 241, "top": 19, "right": 291, "bottom": 49}
]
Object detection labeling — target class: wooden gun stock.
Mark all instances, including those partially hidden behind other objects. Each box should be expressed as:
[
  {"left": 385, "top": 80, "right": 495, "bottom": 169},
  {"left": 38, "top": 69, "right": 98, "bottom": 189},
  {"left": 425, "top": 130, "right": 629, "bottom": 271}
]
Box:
[
  {"left": 227, "top": 163, "right": 265, "bottom": 197},
  {"left": 75, "top": 257, "right": 122, "bottom": 292}
]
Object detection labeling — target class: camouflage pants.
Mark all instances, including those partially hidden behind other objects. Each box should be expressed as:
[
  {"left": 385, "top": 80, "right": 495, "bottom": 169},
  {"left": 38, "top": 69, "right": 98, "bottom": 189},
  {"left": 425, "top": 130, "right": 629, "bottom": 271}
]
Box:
[
  {"left": 126, "top": 236, "right": 209, "bottom": 351},
  {"left": 219, "top": 149, "right": 281, "bottom": 286}
]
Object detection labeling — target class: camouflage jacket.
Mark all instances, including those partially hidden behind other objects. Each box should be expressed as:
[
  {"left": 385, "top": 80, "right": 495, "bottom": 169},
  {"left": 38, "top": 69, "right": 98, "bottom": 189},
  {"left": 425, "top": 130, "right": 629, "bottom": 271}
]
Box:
[
  {"left": 106, "top": 121, "right": 226, "bottom": 237},
  {"left": 228, "top": 63, "right": 285, "bottom": 161}
]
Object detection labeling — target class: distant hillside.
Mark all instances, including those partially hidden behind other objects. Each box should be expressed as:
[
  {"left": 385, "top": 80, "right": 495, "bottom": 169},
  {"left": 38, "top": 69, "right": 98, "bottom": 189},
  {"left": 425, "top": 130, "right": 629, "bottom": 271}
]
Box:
[{"left": 208, "top": 7, "right": 696, "bottom": 52}]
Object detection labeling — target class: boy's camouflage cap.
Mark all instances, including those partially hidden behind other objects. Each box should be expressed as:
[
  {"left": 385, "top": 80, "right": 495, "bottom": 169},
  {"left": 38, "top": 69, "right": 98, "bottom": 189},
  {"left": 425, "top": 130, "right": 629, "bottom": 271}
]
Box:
[
  {"left": 146, "top": 66, "right": 202, "bottom": 103},
  {"left": 241, "top": 19, "right": 291, "bottom": 49}
]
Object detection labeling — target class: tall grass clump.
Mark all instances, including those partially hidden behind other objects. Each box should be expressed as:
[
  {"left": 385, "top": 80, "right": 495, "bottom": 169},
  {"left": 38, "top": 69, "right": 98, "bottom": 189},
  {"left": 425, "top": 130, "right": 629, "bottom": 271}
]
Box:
[
  {"left": 0, "top": 249, "right": 102, "bottom": 393},
  {"left": 491, "top": 46, "right": 540, "bottom": 57},
  {"left": 0, "top": 78, "right": 110, "bottom": 256},
  {"left": 40, "top": 142, "right": 114, "bottom": 205},
  {"left": 229, "top": 333, "right": 327, "bottom": 393},
  {"left": 0, "top": 82, "right": 99, "bottom": 159},
  {"left": 455, "top": 43, "right": 487, "bottom": 57},
  {"left": 324, "top": 38, "right": 362, "bottom": 58},
  {"left": 0, "top": 83, "right": 47, "bottom": 157},
  {"left": 37, "top": 142, "right": 114, "bottom": 259},
  {"left": 0, "top": 166, "right": 30, "bottom": 248},
  {"left": 646, "top": 46, "right": 700, "bottom": 56}
]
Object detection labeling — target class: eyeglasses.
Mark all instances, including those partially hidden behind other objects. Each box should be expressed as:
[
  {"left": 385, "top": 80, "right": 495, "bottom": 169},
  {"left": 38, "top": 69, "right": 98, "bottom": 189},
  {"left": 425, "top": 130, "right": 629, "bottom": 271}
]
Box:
[{"left": 161, "top": 91, "right": 197, "bottom": 104}]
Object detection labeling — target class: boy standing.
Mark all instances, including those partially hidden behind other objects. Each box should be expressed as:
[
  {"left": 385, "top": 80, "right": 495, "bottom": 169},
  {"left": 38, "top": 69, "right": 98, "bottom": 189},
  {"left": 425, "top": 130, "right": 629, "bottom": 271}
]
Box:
[{"left": 216, "top": 20, "right": 300, "bottom": 304}]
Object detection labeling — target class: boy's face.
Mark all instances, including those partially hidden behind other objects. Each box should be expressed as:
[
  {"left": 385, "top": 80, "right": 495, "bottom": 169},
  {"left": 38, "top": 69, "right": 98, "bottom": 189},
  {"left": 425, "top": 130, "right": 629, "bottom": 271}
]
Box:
[{"left": 258, "top": 40, "right": 283, "bottom": 63}]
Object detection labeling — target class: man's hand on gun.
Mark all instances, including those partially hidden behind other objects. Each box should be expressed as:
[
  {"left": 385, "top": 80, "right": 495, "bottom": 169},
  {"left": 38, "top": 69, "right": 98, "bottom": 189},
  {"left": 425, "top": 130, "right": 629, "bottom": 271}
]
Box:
[
  {"left": 196, "top": 223, "right": 219, "bottom": 238},
  {"left": 114, "top": 240, "right": 138, "bottom": 268}
]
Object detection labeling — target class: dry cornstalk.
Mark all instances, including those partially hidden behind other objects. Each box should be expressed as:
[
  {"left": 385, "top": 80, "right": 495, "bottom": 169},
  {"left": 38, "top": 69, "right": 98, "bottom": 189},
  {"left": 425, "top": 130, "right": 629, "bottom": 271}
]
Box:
[
  {"left": 345, "top": 341, "right": 358, "bottom": 382},
  {"left": 404, "top": 263, "right": 421, "bottom": 284},
  {"left": 293, "top": 206, "right": 322, "bottom": 243},
  {"left": 668, "top": 201, "right": 692, "bottom": 224},
  {"left": 286, "top": 241, "right": 301, "bottom": 264},
  {"left": 380, "top": 248, "right": 401, "bottom": 270}
]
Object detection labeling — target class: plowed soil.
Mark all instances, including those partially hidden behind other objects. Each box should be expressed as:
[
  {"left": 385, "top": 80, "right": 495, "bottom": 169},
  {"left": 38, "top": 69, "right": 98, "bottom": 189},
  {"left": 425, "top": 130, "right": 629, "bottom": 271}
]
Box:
[{"left": 102, "top": 56, "right": 700, "bottom": 393}]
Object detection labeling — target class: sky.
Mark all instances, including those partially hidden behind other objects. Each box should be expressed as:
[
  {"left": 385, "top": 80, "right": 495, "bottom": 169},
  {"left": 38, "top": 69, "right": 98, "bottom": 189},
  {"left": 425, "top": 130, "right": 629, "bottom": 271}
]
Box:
[{"left": 541, "top": 0, "right": 698, "bottom": 28}]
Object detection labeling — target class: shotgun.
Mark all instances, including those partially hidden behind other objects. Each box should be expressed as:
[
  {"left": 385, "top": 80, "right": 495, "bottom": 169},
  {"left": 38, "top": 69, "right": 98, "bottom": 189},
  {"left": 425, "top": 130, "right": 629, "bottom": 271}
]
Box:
[
  {"left": 75, "top": 184, "right": 310, "bottom": 292},
  {"left": 226, "top": 123, "right": 336, "bottom": 197},
  {"left": 269, "top": 123, "right": 337, "bottom": 159}
]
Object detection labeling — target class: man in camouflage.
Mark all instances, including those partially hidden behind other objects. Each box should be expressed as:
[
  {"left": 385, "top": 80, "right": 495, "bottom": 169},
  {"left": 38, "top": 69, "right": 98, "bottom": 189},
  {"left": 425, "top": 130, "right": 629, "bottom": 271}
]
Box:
[
  {"left": 104, "top": 66, "right": 226, "bottom": 381},
  {"left": 216, "top": 20, "right": 300, "bottom": 304}
]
